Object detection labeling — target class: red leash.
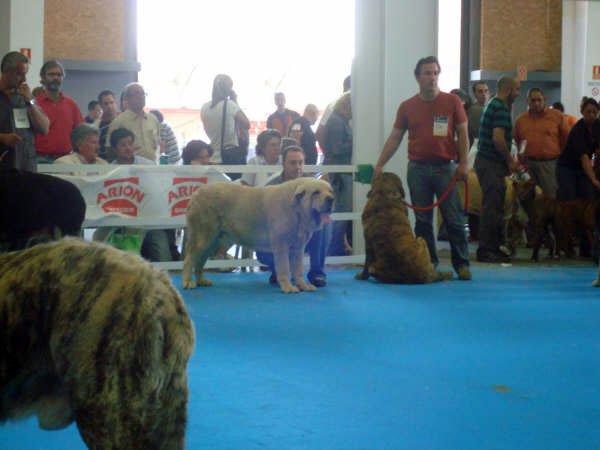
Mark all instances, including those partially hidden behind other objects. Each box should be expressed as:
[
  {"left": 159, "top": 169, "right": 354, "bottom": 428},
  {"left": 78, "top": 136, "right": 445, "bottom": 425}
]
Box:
[{"left": 402, "top": 174, "right": 469, "bottom": 213}]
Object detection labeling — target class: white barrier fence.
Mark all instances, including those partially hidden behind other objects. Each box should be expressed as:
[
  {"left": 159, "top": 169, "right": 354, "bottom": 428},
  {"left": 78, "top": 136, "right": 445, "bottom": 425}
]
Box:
[{"left": 38, "top": 163, "right": 364, "bottom": 271}]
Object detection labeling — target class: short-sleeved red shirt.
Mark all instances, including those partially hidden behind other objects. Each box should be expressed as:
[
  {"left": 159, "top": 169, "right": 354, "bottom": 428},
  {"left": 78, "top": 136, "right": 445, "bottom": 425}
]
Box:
[
  {"left": 393, "top": 91, "right": 467, "bottom": 162},
  {"left": 35, "top": 92, "right": 84, "bottom": 155}
]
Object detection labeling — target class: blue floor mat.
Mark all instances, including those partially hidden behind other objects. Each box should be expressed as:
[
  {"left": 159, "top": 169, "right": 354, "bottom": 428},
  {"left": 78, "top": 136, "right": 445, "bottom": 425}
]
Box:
[{"left": 3, "top": 267, "right": 600, "bottom": 449}]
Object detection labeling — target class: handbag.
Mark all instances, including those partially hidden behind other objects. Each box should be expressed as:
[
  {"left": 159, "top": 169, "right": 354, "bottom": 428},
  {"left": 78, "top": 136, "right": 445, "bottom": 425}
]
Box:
[{"left": 220, "top": 98, "right": 247, "bottom": 180}]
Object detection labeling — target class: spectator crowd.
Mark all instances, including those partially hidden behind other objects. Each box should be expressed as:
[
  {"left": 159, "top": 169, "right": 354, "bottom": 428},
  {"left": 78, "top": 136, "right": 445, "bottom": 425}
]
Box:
[{"left": 2, "top": 50, "right": 599, "bottom": 284}]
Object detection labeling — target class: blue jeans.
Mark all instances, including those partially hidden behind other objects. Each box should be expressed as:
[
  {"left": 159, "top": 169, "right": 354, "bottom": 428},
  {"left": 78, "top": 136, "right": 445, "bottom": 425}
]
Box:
[
  {"left": 406, "top": 160, "right": 469, "bottom": 271},
  {"left": 256, "top": 224, "right": 331, "bottom": 280}
]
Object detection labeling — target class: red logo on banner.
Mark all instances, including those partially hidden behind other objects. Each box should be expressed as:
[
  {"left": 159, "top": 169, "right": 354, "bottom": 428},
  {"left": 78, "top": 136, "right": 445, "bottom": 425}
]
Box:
[
  {"left": 594, "top": 66, "right": 600, "bottom": 80},
  {"left": 168, "top": 177, "right": 208, "bottom": 216},
  {"left": 96, "top": 177, "right": 146, "bottom": 216}
]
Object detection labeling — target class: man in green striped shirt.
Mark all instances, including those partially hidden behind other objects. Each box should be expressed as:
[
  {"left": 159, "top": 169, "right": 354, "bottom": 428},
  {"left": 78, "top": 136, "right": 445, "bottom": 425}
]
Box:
[{"left": 474, "top": 76, "right": 523, "bottom": 263}]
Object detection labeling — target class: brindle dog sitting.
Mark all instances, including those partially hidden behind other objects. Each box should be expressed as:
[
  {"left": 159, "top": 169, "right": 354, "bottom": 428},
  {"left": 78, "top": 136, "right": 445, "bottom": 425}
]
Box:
[
  {"left": 356, "top": 172, "right": 453, "bottom": 284},
  {"left": 0, "top": 238, "right": 195, "bottom": 449}
]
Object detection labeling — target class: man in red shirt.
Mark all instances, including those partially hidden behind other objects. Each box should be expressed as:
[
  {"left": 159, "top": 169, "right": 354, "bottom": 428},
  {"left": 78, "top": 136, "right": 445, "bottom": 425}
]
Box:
[
  {"left": 374, "top": 56, "right": 471, "bottom": 280},
  {"left": 34, "top": 60, "right": 84, "bottom": 162}
]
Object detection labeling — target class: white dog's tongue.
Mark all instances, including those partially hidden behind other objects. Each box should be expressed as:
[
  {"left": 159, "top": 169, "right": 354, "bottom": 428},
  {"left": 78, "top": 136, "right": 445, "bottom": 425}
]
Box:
[{"left": 321, "top": 213, "right": 332, "bottom": 224}]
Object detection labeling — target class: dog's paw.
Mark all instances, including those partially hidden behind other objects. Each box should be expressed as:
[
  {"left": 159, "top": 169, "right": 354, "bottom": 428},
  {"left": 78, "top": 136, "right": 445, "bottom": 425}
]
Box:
[
  {"left": 355, "top": 271, "right": 369, "bottom": 280},
  {"left": 280, "top": 282, "right": 300, "bottom": 293},
  {"left": 182, "top": 279, "right": 197, "bottom": 290},
  {"left": 593, "top": 279, "right": 600, "bottom": 287},
  {"left": 197, "top": 277, "right": 213, "bottom": 287},
  {"left": 297, "top": 281, "right": 317, "bottom": 291}
]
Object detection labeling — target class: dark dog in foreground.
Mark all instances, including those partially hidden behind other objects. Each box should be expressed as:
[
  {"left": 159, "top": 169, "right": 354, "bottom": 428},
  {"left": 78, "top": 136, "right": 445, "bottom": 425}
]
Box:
[
  {"left": 0, "top": 169, "right": 86, "bottom": 251},
  {"left": 356, "top": 172, "right": 452, "bottom": 284},
  {"left": 0, "top": 239, "right": 195, "bottom": 449}
]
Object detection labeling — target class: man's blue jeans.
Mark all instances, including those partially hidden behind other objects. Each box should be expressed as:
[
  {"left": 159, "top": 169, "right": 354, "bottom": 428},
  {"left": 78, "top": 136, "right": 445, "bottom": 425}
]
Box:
[
  {"left": 406, "top": 160, "right": 469, "bottom": 271},
  {"left": 256, "top": 224, "right": 331, "bottom": 280}
]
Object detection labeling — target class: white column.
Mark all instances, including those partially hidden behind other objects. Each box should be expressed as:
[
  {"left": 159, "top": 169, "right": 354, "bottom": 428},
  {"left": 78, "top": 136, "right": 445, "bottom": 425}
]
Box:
[
  {"left": 352, "top": 0, "right": 437, "bottom": 253},
  {"left": 0, "top": 0, "right": 45, "bottom": 85},
  {"left": 582, "top": 2, "right": 600, "bottom": 107},
  {"left": 561, "top": 0, "right": 588, "bottom": 116}
]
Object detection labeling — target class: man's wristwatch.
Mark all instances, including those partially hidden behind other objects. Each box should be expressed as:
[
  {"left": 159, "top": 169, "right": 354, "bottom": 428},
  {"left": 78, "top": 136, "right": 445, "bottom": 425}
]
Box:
[{"left": 26, "top": 99, "right": 35, "bottom": 107}]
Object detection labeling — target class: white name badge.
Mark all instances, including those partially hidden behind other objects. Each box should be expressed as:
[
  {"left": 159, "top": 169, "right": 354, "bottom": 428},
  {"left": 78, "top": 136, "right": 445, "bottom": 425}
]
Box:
[
  {"left": 13, "top": 108, "right": 30, "bottom": 129},
  {"left": 433, "top": 115, "right": 448, "bottom": 137}
]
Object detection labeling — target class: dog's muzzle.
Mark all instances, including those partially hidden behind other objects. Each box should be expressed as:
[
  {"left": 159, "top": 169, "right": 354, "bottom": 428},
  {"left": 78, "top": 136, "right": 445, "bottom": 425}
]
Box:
[{"left": 312, "top": 196, "right": 334, "bottom": 226}]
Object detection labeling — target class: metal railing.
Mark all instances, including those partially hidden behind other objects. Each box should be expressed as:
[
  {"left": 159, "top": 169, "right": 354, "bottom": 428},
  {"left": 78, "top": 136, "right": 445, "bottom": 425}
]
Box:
[{"left": 38, "top": 163, "right": 364, "bottom": 270}]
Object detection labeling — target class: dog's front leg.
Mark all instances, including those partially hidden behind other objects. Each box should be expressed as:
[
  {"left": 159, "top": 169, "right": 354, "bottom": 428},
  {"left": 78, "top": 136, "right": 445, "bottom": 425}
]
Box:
[
  {"left": 291, "top": 241, "right": 315, "bottom": 291},
  {"left": 272, "top": 241, "right": 299, "bottom": 293},
  {"left": 182, "top": 251, "right": 197, "bottom": 289}
]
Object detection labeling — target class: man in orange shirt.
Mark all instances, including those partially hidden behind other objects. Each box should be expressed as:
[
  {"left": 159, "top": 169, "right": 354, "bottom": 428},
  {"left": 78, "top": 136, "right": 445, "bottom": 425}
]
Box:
[{"left": 514, "top": 88, "right": 570, "bottom": 198}]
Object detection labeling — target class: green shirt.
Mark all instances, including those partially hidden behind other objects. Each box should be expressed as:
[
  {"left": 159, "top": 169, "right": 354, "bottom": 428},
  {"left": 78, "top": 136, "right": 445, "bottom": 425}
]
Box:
[{"left": 477, "top": 97, "right": 512, "bottom": 163}]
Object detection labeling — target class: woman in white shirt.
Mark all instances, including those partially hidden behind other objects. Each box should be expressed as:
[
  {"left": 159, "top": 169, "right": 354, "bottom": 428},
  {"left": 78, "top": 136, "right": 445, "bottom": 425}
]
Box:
[
  {"left": 200, "top": 74, "right": 250, "bottom": 164},
  {"left": 54, "top": 123, "right": 108, "bottom": 175}
]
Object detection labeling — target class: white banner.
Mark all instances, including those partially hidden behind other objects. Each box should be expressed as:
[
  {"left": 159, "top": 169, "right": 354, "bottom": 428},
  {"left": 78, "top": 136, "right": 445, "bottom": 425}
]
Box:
[{"left": 54, "top": 166, "right": 229, "bottom": 227}]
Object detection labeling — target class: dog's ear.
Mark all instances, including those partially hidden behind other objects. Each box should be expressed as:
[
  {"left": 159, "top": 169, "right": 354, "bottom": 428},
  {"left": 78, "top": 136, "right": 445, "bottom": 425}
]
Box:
[
  {"left": 294, "top": 185, "right": 307, "bottom": 205},
  {"left": 385, "top": 173, "right": 406, "bottom": 199}
]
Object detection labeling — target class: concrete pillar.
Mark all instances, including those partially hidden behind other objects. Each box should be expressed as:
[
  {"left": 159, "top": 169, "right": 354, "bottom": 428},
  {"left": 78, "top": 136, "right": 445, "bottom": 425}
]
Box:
[
  {"left": 582, "top": 2, "right": 600, "bottom": 108},
  {"left": 561, "top": 1, "right": 600, "bottom": 117},
  {"left": 561, "top": 0, "right": 588, "bottom": 116},
  {"left": 0, "top": 0, "right": 45, "bottom": 86},
  {"left": 353, "top": 0, "right": 437, "bottom": 253}
]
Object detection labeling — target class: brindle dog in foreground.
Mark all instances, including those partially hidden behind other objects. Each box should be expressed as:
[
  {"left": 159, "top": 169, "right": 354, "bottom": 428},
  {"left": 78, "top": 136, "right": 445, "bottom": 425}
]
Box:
[{"left": 0, "top": 238, "right": 195, "bottom": 449}]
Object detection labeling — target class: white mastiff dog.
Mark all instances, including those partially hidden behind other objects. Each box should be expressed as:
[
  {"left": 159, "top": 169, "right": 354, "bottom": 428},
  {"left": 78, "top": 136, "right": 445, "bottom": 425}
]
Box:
[{"left": 182, "top": 178, "right": 334, "bottom": 293}]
